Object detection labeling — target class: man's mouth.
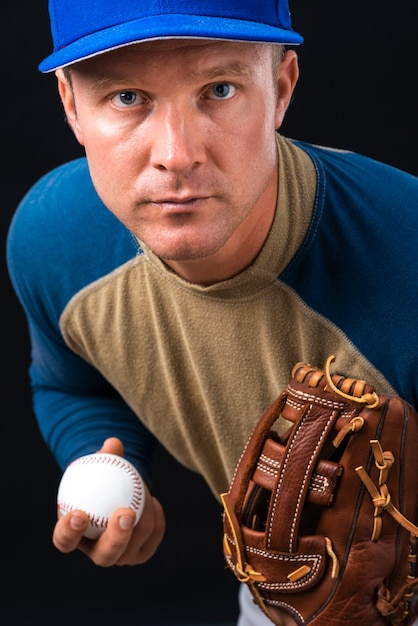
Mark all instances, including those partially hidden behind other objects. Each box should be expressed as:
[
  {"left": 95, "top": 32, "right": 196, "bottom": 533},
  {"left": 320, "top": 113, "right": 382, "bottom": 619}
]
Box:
[{"left": 151, "top": 196, "right": 210, "bottom": 210}]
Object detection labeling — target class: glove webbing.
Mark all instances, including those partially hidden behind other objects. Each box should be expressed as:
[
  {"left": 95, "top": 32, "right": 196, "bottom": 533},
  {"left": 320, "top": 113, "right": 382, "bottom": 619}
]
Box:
[{"left": 356, "top": 439, "right": 418, "bottom": 541}]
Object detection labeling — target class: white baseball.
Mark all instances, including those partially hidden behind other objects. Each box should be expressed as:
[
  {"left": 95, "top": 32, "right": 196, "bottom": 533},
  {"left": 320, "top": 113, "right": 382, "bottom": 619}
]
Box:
[{"left": 57, "top": 452, "right": 146, "bottom": 539}]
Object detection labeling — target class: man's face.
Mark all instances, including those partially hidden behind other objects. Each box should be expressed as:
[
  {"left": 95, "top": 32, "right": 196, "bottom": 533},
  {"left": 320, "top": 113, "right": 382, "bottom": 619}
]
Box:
[{"left": 58, "top": 40, "right": 297, "bottom": 280}]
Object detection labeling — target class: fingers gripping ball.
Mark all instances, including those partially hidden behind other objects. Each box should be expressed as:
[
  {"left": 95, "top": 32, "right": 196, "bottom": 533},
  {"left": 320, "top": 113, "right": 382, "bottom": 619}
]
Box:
[{"left": 57, "top": 453, "right": 146, "bottom": 539}]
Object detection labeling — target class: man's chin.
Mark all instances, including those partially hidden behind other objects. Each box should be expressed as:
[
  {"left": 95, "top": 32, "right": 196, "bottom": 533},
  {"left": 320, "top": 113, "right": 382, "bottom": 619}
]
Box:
[{"left": 142, "top": 235, "right": 224, "bottom": 263}]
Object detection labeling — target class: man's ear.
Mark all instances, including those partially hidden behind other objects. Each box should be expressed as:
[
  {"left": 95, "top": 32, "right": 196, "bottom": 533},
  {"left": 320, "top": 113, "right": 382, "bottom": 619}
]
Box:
[
  {"left": 55, "top": 69, "right": 85, "bottom": 145},
  {"left": 274, "top": 50, "right": 299, "bottom": 130}
]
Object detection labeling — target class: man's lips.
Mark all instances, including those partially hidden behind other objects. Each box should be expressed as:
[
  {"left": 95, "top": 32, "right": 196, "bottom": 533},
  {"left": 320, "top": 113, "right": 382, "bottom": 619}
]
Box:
[{"left": 150, "top": 196, "right": 210, "bottom": 210}]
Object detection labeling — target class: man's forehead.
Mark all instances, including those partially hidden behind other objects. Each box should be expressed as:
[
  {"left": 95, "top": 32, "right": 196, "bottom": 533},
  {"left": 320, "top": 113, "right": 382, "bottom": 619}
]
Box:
[{"left": 73, "top": 37, "right": 268, "bottom": 69}]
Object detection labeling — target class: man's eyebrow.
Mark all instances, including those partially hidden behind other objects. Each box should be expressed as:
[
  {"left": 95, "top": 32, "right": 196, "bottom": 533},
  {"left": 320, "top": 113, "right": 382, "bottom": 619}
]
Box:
[
  {"left": 189, "top": 62, "right": 253, "bottom": 81},
  {"left": 86, "top": 62, "right": 252, "bottom": 93},
  {"left": 88, "top": 76, "right": 134, "bottom": 93}
]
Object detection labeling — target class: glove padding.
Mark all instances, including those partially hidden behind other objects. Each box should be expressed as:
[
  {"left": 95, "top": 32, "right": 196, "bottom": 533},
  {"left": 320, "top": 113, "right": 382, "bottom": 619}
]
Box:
[{"left": 222, "top": 356, "right": 418, "bottom": 625}]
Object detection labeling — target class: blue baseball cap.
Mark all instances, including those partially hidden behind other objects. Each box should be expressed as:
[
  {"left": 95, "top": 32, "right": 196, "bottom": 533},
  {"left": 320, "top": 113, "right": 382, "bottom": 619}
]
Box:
[{"left": 39, "top": 0, "right": 303, "bottom": 73}]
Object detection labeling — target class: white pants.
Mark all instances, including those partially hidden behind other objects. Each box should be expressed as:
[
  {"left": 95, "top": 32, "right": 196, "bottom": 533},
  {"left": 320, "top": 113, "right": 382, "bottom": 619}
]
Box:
[
  {"left": 237, "top": 584, "right": 418, "bottom": 626},
  {"left": 237, "top": 585, "right": 279, "bottom": 626}
]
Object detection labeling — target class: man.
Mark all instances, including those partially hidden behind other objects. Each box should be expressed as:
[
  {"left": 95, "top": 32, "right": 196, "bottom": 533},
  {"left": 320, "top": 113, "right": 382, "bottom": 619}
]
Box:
[{"left": 6, "top": 1, "right": 418, "bottom": 624}]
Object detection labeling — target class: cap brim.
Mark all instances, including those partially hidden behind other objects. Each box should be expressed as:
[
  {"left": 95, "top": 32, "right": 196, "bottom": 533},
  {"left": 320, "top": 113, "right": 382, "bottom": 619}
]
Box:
[{"left": 39, "top": 14, "right": 303, "bottom": 72}]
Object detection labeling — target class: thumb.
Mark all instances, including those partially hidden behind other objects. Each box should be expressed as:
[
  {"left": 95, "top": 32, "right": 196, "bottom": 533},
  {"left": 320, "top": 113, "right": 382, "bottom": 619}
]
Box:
[{"left": 98, "top": 437, "right": 125, "bottom": 457}]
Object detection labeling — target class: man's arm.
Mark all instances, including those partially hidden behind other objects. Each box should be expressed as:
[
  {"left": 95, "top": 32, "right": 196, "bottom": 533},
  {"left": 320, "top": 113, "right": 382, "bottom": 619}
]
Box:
[{"left": 6, "top": 158, "right": 165, "bottom": 563}]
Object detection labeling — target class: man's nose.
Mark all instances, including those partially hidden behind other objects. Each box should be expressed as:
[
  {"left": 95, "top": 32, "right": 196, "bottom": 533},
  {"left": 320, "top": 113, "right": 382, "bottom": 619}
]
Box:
[{"left": 149, "top": 104, "right": 206, "bottom": 172}]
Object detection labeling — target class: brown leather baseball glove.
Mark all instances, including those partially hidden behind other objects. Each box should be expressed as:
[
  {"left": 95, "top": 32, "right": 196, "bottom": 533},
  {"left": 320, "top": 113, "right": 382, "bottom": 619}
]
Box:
[{"left": 221, "top": 356, "right": 418, "bottom": 625}]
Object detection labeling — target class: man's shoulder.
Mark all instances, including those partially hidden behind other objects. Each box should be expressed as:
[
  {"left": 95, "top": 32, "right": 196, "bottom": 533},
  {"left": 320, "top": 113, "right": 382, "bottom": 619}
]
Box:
[
  {"left": 9, "top": 157, "right": 130, "bottom": 245},
  {"left": 19, "top": 157, "right": 101, "bottom": 218},
  {"left": 293, "top": 139, "right": 418, "bottom": 185},
  {"left": 290, "top": 139, "right": 418, "bottom": 220},
  {"left": 7, "top": 157, "right": 137, "bottom": 308}
]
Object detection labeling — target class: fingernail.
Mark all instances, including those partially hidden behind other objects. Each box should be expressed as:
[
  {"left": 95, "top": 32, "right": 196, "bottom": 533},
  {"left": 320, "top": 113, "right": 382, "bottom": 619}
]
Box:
[
  {"left": 70, "top": 514, "right": 87, "bottom": 530},
  {"left": 119, "top": 515, "right": 134, "bottom": 530}
]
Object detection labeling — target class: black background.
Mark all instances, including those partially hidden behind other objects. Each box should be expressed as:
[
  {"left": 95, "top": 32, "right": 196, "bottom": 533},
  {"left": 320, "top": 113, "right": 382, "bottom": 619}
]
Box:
[{"left": 2, "top": 2, "right": 417, "bottom": 624}]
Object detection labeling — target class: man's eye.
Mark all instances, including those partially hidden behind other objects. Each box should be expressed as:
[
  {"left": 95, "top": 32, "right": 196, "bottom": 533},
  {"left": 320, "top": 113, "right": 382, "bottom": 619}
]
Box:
[
  {"left": 206, "top": 83, "right": 237, "bottom": 100},
  {"left": 111, "top": 91, "right": 139, "bottom": 107}
]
